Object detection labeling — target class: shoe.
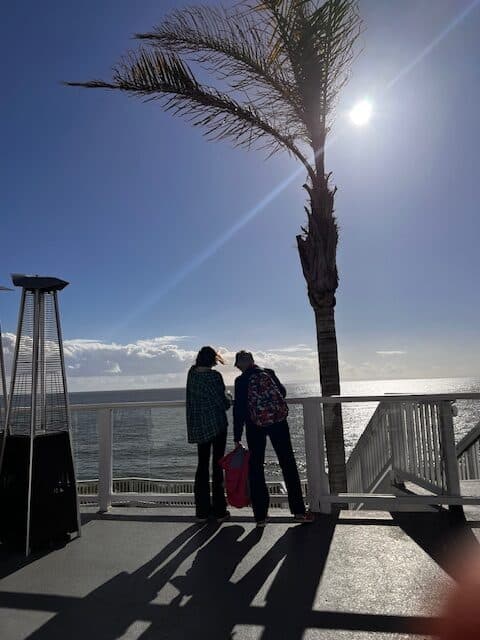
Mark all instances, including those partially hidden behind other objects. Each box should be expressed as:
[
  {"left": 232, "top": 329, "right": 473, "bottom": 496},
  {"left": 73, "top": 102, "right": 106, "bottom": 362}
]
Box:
[
  {"left": 293, "top": 511, "right": 315, "bottom": 524},
  {"left": 195, "top": 516, "right": 209, "bottom": 524},
  {"left": 216, "top": 511, "right": 231, "bottom": 523},
  {"left": 256, "top": 520, "right": 267, "bottom": 529}
]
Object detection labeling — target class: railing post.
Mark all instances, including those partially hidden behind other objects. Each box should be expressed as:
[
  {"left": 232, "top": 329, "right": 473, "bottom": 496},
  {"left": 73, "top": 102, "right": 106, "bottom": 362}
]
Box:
[
  {"left": 389, "top": 403, "right": 407, "bottom": 485},
  {"left": 439, "top": 401, "right": 461, "bottom": 503},
  {"left": 303, "top": 398, "right": 330, "bottom": 514},
  {"left": 405, "top": 403, "right": 417, "bottom": 477},
  {"left": 359, "top": 455, "right": 367, "bottom": 492},
  {"left": 98, "top": 408, "right": 113, "bottom": 513}
]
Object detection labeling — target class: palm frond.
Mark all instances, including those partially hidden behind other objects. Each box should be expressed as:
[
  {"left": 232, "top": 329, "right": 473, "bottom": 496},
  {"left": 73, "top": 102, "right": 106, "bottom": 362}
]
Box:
[
  {"left": 67, "top": 1, "right": 361, "bottom": 182},
  {"left": 66, "top": 49, "right": 314, "bottom": 176},
  {"left": 135, "top": 4, "right": 306, "bottom": 138},
  {"left": 255, "top": 0, "right": 362, "bottom": 141},
  {"left": 309, "top": 1, "right": 362, "bottom": 114}
]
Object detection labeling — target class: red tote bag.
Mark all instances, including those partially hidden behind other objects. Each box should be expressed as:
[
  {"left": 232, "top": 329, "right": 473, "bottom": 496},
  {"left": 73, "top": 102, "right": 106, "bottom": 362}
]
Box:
[{"left": 219, "top": 446, "right": 250, "bottom": 508}]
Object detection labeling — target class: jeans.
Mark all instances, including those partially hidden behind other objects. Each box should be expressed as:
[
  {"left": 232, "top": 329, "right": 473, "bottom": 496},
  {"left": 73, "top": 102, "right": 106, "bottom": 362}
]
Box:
[
  {"left": 194, "top": 429, "right": 228, "bottom": 518},
  {"left": 246, "top": 420, "right": 305, "bottom": 521}
]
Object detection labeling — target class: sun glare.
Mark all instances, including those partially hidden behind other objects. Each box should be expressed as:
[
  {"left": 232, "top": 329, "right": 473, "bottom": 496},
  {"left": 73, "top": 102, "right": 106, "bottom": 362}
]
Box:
[{"left": 349, "top": 99, "right": 373, "bottom": 126}]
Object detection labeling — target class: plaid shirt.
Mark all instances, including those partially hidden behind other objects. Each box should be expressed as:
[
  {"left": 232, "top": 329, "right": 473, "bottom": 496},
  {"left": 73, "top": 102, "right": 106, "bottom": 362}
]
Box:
[{"left": 186, "top": 367, "right": 230, "bottom": 444}]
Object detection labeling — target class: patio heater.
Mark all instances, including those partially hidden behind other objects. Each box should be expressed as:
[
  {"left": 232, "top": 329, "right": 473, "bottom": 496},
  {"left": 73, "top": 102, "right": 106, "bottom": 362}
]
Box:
[
  {"left": 0, "top": 275, "right": 80, "bottom": 555},
  {"left": 0, "top": 285, "right": 13, "bottom": 455}
]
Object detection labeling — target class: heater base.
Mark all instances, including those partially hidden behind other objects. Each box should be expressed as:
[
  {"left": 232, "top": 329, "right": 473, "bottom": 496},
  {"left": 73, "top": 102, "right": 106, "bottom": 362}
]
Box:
[{"left": 0, "top": 432, "right": 79, "bottom": 551}]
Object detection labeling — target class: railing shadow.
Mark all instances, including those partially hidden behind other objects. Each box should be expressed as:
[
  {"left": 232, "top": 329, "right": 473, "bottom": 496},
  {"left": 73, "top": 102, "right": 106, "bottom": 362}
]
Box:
[{"left": 0, "top": 513, "right": 442, "bottom": 639}]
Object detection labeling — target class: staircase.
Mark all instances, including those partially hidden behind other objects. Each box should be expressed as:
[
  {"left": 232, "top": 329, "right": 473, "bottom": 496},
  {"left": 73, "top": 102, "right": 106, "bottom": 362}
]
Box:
[{"left": 345, "top": 399, "right": 480, "bottom": 508}]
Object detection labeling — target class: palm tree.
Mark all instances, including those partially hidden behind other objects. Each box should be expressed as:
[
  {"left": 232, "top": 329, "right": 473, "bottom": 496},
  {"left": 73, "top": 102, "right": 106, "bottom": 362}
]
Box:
[{"left": 68, "top": 0, "right": 362, "bottom": 494}]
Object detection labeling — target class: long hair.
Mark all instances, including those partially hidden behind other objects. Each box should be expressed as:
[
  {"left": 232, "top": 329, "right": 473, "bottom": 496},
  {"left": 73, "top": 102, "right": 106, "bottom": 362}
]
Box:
[{"left": 195, "top": 346, "right": 219, "bottom": 367}]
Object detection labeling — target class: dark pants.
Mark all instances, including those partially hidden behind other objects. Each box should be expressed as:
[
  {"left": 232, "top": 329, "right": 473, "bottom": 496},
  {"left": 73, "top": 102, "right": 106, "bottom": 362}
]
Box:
[
  {"left": 246, "top": 420, "right": 305, "bottom": 522},
  {"left": 194, "top": 430, "right": 228, "bottom": 518}
]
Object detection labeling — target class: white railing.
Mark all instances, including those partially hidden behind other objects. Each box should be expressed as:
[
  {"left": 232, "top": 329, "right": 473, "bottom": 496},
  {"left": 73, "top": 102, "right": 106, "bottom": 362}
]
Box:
[
  {"left": 344, "top": 395, "right": 480, "bottom": 507},
  {"left": 457, "top": 422, "right": 480, "bottom": 480},
  {"left": 77, "top": 478, "right": 298, "bottom": 509},
  {"left": 71, "top": 397, "right": 329, "bottom": 513},
  {"left": 78, "top": 478, "right": 292, "bottom": 496},
  {"left": 346, "top": 403, "right": 391, "bottom": 493},
  {"left": 389, "top": 400, "right": 458, "bottom": 494},
  {"left": 71, "top": 393, "right": 480, "bottom": 514}
]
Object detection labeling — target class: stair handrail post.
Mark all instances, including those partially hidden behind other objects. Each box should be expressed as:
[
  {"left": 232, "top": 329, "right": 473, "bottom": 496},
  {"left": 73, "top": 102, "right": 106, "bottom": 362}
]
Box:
[
  {"left": 386, "top": 402, "right": 400, "bottom": 488},
  {"left": 359, "top": 453, "right": 367, "bottom": 492}
]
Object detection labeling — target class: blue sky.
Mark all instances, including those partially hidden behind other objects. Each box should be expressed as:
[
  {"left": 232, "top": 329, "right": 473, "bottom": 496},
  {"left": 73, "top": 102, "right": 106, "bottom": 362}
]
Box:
[{"left": 1, "top": 0, "right": 480, "bottom": 389}]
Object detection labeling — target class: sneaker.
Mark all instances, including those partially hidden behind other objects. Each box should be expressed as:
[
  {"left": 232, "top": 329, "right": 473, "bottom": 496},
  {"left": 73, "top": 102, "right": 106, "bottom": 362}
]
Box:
[
  {"left": 293, "top": 511, "right": 315, "bottom": 524},
  {"left": 256, "top": 520, "right": 267, "bottom": 529},
  {"left": 216, "top": 511, "right": 231, "bottom": 523}
]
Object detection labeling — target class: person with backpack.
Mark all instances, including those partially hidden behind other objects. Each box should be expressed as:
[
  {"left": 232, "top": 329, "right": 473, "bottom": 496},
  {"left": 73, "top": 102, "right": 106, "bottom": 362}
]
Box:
[
  {"left": 233, "top": 350, "right": 314, "bottom": 527},
  {"left": 186, "top": 346, "right": 231, "bottom": 523}
]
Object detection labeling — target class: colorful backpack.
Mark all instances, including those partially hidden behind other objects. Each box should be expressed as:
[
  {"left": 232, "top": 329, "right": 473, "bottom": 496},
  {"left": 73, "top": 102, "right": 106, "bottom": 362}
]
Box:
[
  {"left": 247, "top": 369, "right": 289, "bottom": 427},
  {"left": 219, "top": 446, "right": 250, "bottom": 508}
]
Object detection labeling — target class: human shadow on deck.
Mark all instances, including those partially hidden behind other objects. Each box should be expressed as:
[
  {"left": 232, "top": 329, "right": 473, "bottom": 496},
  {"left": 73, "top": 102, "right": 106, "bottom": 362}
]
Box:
[
  {"left": 16, "top": 521, "right": 221, "bottom": 639},
  {"left": 2, "top": 513, "right": 438, "bottom": 639}
]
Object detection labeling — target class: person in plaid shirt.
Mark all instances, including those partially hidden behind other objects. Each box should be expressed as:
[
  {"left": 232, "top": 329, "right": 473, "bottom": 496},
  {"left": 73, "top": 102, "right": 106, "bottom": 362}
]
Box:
[{"left": 186, "top": 346, "right": 231, "bottom": 523}]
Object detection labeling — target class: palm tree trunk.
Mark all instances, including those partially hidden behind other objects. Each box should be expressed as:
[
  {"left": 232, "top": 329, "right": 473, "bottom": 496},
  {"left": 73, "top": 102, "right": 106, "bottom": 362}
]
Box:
[
  {"left": 297, "top": 176, "right": 347, "bottom": 494},
  {"left": 314, "top": 305, "right": 347, "bottom": 493}
]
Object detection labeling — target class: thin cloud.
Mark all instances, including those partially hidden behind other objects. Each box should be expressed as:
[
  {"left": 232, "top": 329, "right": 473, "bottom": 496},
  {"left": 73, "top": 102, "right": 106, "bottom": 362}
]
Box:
[
  {"left": 376, "top": 350, "right": 406, "bottom": 356},
  {"left": 267, "top": 345, "right": 313, "bottom": 353}
]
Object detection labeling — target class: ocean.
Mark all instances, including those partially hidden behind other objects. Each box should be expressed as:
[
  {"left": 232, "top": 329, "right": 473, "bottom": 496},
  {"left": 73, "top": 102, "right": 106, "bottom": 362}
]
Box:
[{"left": 69, "top": 377, "right": 480, "bottom": 482}]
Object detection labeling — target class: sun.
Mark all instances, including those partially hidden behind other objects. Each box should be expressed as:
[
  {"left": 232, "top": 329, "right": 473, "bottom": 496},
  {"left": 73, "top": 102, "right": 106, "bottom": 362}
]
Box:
[{"left": 349, "top": 99, "right": 373, "bottom": 126}]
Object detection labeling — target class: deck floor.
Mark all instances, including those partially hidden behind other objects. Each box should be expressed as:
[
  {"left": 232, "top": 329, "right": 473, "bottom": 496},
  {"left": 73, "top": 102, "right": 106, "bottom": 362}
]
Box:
[{"left": 1, "top": 506, "right": 479, "bottom": 640}]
